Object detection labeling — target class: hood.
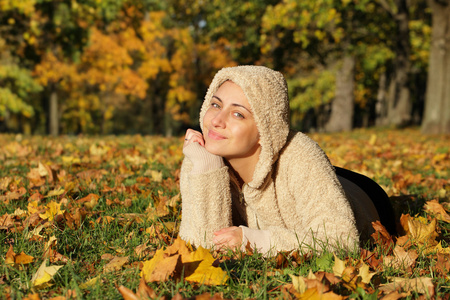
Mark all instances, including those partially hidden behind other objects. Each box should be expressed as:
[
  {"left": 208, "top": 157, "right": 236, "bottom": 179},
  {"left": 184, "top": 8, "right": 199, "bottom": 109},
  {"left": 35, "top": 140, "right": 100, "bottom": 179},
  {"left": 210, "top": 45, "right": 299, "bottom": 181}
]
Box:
[{"left": 199, "top": 65, "right": 290, "bottom": 188}]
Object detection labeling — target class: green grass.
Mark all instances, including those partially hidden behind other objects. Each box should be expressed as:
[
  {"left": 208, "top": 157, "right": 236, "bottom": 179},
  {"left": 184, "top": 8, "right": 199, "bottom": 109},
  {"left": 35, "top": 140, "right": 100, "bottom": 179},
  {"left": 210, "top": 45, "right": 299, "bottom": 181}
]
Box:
[{"left": 0, "top": 129, "right": 449, "bottom": 299}]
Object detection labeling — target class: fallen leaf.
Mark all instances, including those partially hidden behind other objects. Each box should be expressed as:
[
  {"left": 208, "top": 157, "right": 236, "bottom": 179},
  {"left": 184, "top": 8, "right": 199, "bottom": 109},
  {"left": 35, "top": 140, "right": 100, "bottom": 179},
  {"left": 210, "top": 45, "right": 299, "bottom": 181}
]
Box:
[
  {"left": 380, "top": 277, "right": 434, "bottom": 297},
  {"left": 383, "top": 245, "right": 418, "bottom": 271},
  {"left": 118, "top": 285, "right": 139, "bottom": 300},
  {"left": 15, "top": 252, "right": 35, "bottom": 265},
  {"left": 380, "top": 291, "right": 411, "bottom": 300},
  {"left": 31, "top": 259, "right": 64, "bottom": 288},
  {"left": 424, "top": 200, "right": 450, "bottom": 223},
  {"left": 103, "top": 256, "right": 129, "bottom": 273},
  {"left": 39, "top": 201, "right": 65, "bottom": 221},
  {"left": 358, "top": 262, "right": 376, "bottom": 284},
  {"left": 332, "top": 254, "right": 346, "bottom": 277},
  {"left": 45, "top": 187, "right": 65, "bottom": 198},
  {"left": 79, "top": 275, "right": 101, "bottom": 289},
  {"left": 141, "top": 238, "right": 228, "bottom": 285},
  {"left": 5, "top": 245, "right": 15, "bottom": 266},
  {"left": 371, "top": 221, "right": 394, "bottom": 251}
]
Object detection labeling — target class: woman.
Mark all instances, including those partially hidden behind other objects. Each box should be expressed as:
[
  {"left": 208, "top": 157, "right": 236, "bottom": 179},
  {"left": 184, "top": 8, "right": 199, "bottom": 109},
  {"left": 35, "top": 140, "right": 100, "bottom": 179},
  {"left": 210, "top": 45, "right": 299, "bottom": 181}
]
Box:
[{"left": 180, "top": 65, "right": 392, "bottom": 255}]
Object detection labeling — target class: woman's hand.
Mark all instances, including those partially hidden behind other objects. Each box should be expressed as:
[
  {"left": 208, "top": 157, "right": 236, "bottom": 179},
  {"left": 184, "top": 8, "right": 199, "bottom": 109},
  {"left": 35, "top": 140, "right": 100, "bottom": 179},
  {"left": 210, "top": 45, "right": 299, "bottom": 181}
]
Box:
[
  {"left": 213, "top": 226, "right": 243, "bottom": 251},
  {"left": 184, "top": 129, "right": 205, "bottom": 148}
]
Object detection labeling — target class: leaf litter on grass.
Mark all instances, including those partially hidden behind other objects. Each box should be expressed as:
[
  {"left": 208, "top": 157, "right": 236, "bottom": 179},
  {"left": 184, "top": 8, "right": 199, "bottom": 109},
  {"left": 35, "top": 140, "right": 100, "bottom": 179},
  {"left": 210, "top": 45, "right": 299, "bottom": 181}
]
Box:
[{"left": 0, "top": 129, "right": 449, "bottom": 299}]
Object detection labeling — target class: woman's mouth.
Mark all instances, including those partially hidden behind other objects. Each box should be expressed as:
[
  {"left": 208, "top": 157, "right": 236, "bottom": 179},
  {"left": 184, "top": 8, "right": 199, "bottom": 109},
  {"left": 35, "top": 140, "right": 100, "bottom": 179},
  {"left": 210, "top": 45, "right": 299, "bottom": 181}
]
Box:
[{"left": 208, "top": 130, "right": 227, "bottom": 140}]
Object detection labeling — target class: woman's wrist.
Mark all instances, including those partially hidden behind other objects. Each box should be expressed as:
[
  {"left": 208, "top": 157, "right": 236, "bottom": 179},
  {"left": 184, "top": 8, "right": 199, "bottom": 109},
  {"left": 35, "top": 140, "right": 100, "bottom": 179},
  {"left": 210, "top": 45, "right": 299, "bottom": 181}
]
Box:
[{"left": 183, "top": 142, "right": 224, "bottom": 174}]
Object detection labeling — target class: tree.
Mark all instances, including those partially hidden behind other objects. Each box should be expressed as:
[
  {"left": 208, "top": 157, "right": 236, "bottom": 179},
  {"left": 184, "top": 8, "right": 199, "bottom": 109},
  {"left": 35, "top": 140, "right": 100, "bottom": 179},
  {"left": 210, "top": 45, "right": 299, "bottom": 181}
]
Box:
[
  {"left": 375, "top": 0, "right": 413, "bottom": 127},
  {"left": 421, "top": 0, "right": 450, "bottom": 134},
  {"left": 261, "top": 0, "right": 388, "bottom": 132}
]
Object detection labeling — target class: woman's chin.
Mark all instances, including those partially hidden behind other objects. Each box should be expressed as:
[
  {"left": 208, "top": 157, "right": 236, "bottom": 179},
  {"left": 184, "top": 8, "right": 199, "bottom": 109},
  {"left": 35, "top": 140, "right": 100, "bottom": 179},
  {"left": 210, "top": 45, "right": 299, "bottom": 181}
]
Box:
[{"left": 204, "top": 143, "right": 223, "bottom": 157}]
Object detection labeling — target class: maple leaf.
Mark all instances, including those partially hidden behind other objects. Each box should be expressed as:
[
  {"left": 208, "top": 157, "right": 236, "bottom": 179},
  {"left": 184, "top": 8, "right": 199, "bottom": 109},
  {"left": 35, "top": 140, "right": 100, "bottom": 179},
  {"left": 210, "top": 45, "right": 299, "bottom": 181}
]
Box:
[
  {"left": 379, "top": 277, "right": 434, "bottom": 297},
  {"left": 31, "top": 259, "right": 64, "bottom": 288},
  {"left": 118, "top": 278, "right": 158, "bottom": 300},
  {"left": 5, "top": 245, "right": 35, "bottom": 270},
  {"left": 371, "top": 221, "right": 394, "bottom": 252},
  {"left": 140, "top": 237, "right": 228, "bottom": 285},
  {"left": 39, "top": 201, "right": 65, "bottom": 221},
  {"left": 400, "top": 214, "right": 438, "bottom": 249},
  {"left": 0, "top": 186, "right": 27, "bottom": 203},
  {"left": 77, "top": 193, "right": 100, "bottom": 210},
  {"left": 103, "top": 256, "right": 129, "bottom": 273},
  {"left": 45, "top": 187, "right": 65, "bottom": 198},
  {"left": 383, "top": 245, "right": 418, "bottom": 272},
  {"left": 424, "top": 199, "right": 450, "bottom": 223}
]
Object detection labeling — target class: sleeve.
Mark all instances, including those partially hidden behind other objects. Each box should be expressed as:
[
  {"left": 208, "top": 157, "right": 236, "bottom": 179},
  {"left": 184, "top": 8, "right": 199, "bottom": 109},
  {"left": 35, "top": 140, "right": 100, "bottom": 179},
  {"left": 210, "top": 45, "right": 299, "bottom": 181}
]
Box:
[
  {"left": 266, "top": 140, "right": 360, "bottom": 254},
  {"left": 178, "top": 157, "right": 234, "bottom": 249}
]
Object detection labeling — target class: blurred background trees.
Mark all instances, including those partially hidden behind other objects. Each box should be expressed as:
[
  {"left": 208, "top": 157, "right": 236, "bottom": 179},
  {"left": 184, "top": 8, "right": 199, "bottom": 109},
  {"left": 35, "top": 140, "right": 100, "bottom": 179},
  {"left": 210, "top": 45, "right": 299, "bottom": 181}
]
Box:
[{"left": 0, "top": 0, "right": 448, "bottom": 135}]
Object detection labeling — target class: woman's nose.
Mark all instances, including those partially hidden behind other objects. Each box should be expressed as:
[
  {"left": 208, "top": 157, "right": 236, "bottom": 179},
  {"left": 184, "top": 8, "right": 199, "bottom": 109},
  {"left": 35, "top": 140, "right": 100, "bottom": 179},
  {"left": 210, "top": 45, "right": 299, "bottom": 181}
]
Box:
[{"left": 211, "top": 110, "right": 226, "bottom": 127}]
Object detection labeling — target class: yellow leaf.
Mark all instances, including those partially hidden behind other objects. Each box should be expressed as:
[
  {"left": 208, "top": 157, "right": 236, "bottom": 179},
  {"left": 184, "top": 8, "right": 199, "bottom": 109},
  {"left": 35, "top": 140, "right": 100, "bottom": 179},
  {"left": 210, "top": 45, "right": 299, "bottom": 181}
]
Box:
[
  {"left": 332, "top": 254, "right": 346, "bottom": 277},
  {"left": 15, "top": 251, "right": 34, "bottom": 265},
  {"left": 184, "top": 246, "right": 228, "bottom": 285},
  {"left": 140, "top": 238, "right": 228, "bottom": 285},
  {"left": 79, "top": 275, "right": 101, "bottom": 289},
  {"left": 38, "top": 162, "right": 48, "bottom": 177},
  {"left": 27, "top": 200, "right": 40, "bottom": 214},
  {"left": 140, "top": 248, "right": 166, "bottom": 282},
  {"left": 45, "top": 187, "right": 65, "bottom": 198},
  {"left": 358, "top": 262, "right": 376, "bottom": 284},
  {"left": 5, "top": 245, "right": 15, "bottom": 266},
  {"left": 31, "top": 259, "right": 63, "bottom": 288},
  {"left": 39, "top": 201, "right": 65, "bottom": 221},
  {"left": 290, "top": 274, "right": 307, "bottom": 294},
  {"left": 424, "top": 200, "right": 450, "bottom": 223},
  {"left": 150, "top": 170, "right": 162, "bottom": 182},
  {"left": 103, "top": 256, "right": 129, "bottom": 273},
  {"left": 407, "top": 217, "right": 438, "bottom": 246}
]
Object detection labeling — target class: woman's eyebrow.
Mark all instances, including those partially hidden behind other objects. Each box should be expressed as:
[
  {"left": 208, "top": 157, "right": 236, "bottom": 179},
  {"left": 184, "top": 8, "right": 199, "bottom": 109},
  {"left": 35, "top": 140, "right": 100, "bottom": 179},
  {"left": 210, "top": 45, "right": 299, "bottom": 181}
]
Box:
[{"left": 212, "top": 95, "right": 253, "bottom": 114}]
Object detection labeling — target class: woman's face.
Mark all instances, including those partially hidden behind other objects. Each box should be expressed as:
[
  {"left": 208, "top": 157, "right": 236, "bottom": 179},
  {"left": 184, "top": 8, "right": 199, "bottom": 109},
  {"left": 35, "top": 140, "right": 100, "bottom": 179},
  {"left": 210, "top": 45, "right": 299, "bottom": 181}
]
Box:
[{"left": 203, "top": 81, "right": 260, "bottom": 161}]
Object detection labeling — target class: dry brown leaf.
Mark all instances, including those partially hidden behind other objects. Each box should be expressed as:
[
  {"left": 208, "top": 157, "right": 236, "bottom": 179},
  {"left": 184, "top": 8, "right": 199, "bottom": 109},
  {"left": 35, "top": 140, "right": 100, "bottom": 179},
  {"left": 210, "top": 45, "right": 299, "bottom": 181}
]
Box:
[
  {"left": 137, "top": 277, "right": 157, "bottom": 299},
  {"left": 118, "top": 285, "right": 139, "bottom": 300},
  {"left": 424, "top": 199, "right": 450, "bottom": 223},
  {"left": 22, "top": 293, "right": 41, "bottom": 300},
  {"left": 380, "top": 277, "right": 434, "bottom": 297},
  {"left": 103, "top": 256, "right": 129, "bottom": 273},
  {"left": 77, "top": 193, "right": 100, "bottom": 210},
  {"left": 5, "top": 244, "right": 15, "bottom": 266},
  {"left": 380, "top": 291, "right": 411, "bottom": 300},
  {"left": 383, "top": 245, "right": 418, "bottom": 271},
  {"left": 0, "top": 187, "right": 27, "bottom": 202},
  {"left": 371, "top": 221, "right": 394, "bottom": 251}
]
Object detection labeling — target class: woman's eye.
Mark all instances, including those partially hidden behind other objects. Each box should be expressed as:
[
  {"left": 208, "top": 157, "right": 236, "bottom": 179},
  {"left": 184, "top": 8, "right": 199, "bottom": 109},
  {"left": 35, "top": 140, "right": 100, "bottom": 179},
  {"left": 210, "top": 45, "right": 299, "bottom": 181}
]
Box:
[
  {"left": 211, "top": 102, "right": 220, "bottom": 109},
  {"left": 233, "top": 112, "right": 244, "bottom": 119}
]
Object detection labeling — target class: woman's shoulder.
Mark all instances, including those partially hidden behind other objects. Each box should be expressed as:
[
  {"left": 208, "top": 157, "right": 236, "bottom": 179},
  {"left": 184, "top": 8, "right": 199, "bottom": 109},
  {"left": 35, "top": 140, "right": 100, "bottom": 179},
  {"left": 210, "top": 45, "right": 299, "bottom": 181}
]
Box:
[{"left": 280, "top": 130, "right": 325, "bottom": 157}]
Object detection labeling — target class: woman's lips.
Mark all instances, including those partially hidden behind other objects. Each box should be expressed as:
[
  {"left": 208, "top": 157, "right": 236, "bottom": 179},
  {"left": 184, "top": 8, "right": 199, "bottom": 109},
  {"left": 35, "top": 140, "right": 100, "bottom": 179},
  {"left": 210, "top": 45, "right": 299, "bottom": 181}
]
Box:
[{"left": 208, "top": 129, "right": 227, "bottom": 140}]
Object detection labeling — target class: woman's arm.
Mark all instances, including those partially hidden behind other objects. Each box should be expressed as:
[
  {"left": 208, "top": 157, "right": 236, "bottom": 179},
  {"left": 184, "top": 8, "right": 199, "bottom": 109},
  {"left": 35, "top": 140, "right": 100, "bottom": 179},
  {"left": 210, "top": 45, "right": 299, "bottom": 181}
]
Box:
[{"left": 179, "top": 141, "right": 234, "bottom": 248}]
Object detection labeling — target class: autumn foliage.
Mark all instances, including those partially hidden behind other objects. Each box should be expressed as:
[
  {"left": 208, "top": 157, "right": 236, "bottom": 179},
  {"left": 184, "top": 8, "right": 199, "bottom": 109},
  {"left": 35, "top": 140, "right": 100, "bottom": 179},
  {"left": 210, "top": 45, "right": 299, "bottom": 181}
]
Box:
[{"left": 0, "top": 129, "right": 449, "bottom": 299}]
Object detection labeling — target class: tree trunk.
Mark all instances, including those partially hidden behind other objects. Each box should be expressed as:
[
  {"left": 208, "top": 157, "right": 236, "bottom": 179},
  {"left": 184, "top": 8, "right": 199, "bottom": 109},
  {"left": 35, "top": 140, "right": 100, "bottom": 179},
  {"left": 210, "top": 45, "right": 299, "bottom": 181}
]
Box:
[
  {"left": 421, "top": 0, "right": 450, "bottom": 134},
  {"left": 387, "top": 0, "right": 412, "bottom": 127},
  {"left": 49, "top": 87, "right": 59, "bottom": 136},
  {"left": 325, "top": 55, "right": 355, "bottom": 132},
  {"left": 376, "top": 72, "right": 388, "bottom": 125}
]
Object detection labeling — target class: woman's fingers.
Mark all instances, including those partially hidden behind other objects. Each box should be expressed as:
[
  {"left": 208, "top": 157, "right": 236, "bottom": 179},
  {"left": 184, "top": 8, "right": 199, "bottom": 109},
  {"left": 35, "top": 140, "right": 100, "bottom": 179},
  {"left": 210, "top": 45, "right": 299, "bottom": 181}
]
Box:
[
  {"left": 213, "top": 227, "right": 243, "bottom": 251},
  {"left": 184, "top": 129, "right": 205, "bottom": 147}
]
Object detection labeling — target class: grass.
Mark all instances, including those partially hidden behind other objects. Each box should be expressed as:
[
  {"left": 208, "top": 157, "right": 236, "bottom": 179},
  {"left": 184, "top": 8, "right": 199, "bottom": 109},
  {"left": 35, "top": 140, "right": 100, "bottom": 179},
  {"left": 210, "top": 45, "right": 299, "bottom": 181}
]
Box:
[{"left": 0, "top": 128, "right": 449, "bottom": 299}]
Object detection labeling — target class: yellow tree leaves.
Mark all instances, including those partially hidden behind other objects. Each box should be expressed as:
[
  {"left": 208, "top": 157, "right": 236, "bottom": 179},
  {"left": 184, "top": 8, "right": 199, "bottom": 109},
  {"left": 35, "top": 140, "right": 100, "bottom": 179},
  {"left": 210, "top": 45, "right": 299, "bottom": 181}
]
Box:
[{"left": 140, "top": 238, "right": 228, "bottom": 285}]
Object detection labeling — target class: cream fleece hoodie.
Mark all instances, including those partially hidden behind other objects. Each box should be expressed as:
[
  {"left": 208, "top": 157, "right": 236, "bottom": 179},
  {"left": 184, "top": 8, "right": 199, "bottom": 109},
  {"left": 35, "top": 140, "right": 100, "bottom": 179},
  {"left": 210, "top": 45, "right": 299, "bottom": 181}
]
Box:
[{"left": 179, "top": 65, "right": 379, "bottom": 255}]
